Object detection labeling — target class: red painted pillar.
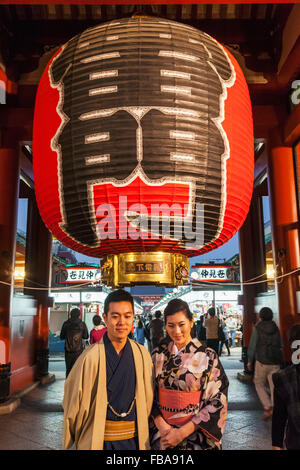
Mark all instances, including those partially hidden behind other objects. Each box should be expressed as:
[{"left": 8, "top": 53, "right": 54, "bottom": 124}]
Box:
[
  {"left": 24, "top": 196, "right": 53, "bottom": 382},
  {"left": 0, "top": 148, "right": 20, "bottom": 401},
  {"left": 268, "top": 138, "right": 300, "bottom": 362}
]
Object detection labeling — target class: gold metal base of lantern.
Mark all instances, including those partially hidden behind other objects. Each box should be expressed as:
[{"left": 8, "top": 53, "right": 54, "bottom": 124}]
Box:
[{"left": 101, "top": 252, "right": 189, "bottom": 288}]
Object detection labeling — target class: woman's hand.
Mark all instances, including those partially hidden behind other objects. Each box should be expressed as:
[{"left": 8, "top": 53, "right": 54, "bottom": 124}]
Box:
[
  {"left": 154, "top": 416, "right": 172, "bottom": 450},
  {"left": 161, "top": 420, "right": 199, "bottom": 448},
  {"left": 154, "top": 415, "right": 172, "bottom": 438},
  {"left": 160, "top": 428, "right": 184, "bottom": 448},
  {"left": 158, "top": 422, "right": 172, "bottom": 438}
]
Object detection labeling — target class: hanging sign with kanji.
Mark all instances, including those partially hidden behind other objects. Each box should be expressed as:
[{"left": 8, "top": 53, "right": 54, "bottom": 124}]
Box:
[
  {"left": 60, "top": 267, "right": 99, "bottom": 283},
  {"left": 194, "top": 265, "right": 238, "bottom": 282}
]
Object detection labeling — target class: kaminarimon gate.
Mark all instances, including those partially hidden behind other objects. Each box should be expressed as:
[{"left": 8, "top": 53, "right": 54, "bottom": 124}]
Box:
[{"left": 0, "top": 2, "right": 300, "bottom": 404}]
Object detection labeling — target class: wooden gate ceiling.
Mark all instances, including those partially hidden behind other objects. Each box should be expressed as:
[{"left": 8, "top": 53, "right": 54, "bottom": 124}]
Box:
[{"left": 0, "top": 3, "right": 298, "bottom": 105}]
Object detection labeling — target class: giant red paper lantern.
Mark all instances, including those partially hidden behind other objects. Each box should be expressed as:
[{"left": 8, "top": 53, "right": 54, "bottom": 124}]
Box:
[{"left": 33, "top": 16, "right": 254, "bottom": 261}]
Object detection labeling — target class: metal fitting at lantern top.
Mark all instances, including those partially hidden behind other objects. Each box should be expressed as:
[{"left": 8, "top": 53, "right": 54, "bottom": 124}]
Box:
[{"left": 100, "top": 252, "right": 189, "bottom": 288}]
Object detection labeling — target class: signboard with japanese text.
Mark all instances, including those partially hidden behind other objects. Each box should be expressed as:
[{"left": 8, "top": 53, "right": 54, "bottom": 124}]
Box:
[
  {"left": 52, "top": 292, "right": 80, "bottom": 303},
  {"left": 192, "top": 265, "right": 239, "bottom": 282},
  {"left": 194, "top": 291, "right": 214, "bottom": 301},
  {"left": 60, "top": 267, "right": 100, "bottom": 283},
  {"left": 215, "top": 291, "right": 240, "bottom": 301},
  {"left": 81, "top": 292, "right": 107, "bottom": 303},
  {"left": 125, "top": 262, "right": 164, "bottom": 275}
]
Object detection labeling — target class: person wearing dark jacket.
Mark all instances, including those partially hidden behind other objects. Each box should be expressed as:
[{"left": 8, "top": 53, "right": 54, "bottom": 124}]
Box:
[
  {"left": 247, "top": 307, "right": 283, "bottom": 420},
  {"left": 60, "top": 308, "right": 89, "bottom": 377},
  {"left": 272, "top": 324, "right": 300, "bottom": 450},
  {"left": 150, "top": 310, "right": 165, "bottom": 351}
]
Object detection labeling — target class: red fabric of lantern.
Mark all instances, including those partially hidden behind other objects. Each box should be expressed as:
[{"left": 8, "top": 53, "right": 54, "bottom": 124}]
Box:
[{"left": 33, "top": 16, "right": 254, "bottom": 258}]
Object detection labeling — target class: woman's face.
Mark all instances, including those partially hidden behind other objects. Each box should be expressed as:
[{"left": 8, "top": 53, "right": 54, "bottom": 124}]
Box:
[{"left": 165, "top": 311, "right": 193, "bottom": 350}]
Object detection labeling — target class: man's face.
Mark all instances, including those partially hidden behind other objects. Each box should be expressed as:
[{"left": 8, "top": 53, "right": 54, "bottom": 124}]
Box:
[{"left": 103, "top": 301, "right": 134, "bottom": 342}]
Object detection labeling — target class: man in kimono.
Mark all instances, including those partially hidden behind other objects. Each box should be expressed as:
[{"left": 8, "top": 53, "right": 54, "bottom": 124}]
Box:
[{"left": 62, "top": 289, "right": 154, "bottom": 450}]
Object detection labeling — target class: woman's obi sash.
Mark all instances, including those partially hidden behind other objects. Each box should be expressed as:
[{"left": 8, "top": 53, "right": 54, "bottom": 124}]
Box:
[{"left": 158, "top": 388, "right": 202, "bottom": 426}]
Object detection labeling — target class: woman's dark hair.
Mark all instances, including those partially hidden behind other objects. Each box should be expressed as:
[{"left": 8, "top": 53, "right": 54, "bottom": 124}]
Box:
[
  {"left": 164, "top": 298, "right": 193, "bottom": 323},
  {"left": 259, "top": 307, "right": 273, "bottom": 321},
  {"left": 138, "top": 320, "right": 143, "bottom": 328},
  {"left": 104, "top": 288, "right": 134, "bottom": 316},
  {"left": 92, "top": 315, "right": 101, "bottom": 326},
  {"left": 288, "top": 324, "right": 300, "bottom": 345}
]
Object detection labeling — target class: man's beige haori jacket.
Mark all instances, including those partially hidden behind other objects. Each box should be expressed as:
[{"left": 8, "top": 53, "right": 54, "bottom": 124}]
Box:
[{"left": 62, "top": 338, "right": 154, "bottom": 450}]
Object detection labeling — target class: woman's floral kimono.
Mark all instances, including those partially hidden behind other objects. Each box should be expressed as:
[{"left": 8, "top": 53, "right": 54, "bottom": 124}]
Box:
[{"left": 150, "top": 338, "right": 229, "bottom": 450}]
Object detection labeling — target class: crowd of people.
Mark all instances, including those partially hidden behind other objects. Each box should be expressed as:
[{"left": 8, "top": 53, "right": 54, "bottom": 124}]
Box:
[
  {"left": 59, "top": 291, "right": 300, "bottom": 451},
  {"left": 132, "top": 307, "right": 242, "bottom": 358}
]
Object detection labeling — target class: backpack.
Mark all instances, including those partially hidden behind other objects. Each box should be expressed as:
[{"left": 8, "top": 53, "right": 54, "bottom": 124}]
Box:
[
  {"left": 266, "top": 341, "right": 283, "bottom": 365},
  {"left": 256, "top": 321, "right": 282, "bottom": 365},
  {"left": 150, "top": 318, "right": 164, "bottom": 341}
]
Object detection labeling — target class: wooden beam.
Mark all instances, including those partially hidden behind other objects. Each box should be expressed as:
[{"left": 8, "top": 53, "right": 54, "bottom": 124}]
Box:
[
  {"left": 277, "top": 36, "right": 300, "bottom": 88},
  {"left": 0, "top": 106, "right": 34, "bottom": 130},
  {"left": 252, "top": 104, "right": 287, "bottom": 139},
  {"left": 1, "top": 18, "right": 273, "bottom": 46}
]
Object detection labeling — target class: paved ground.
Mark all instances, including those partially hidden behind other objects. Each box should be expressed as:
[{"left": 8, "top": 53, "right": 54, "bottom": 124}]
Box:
[{"left": 0, "top": 347, "right": 272, "bottom": 450}]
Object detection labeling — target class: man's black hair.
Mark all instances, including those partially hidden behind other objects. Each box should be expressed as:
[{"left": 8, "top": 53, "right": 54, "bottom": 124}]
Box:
[
  {"left": 104, "top": 289, "right": 134, "bottom": 316},
  {"left": 207, "top": 307, "right": 216, "bottom": 317},
  {"left": 259, "top": 307, "right": 273, "bottom": 321},
  {"left": 70, "top": 308, "right": 81, "bottom": 319}
]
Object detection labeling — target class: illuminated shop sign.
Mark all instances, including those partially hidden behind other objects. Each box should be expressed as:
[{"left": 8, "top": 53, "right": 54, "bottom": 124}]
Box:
[
  {"left": 192, "top": 266, "right": 238, "bottom": 282},
  {"left": 81, "top": 292, "right": 107, "bottom": 303},
  {"left": 60, "top": 267, "right": 100, "bottom": 283},
  {"left": 215, "top": 291, "right": 240, "bottom": 301},
  {"left": 192, "top": 291, "right": 213, "bottom": 301},
  {"left": 52, "top": 292, "right": 80, "bottom": 303}
]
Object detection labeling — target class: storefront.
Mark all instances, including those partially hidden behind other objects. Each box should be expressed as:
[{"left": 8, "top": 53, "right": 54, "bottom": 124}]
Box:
[{"left": 151, "top": 286, "right": 242, "bottom": 320}]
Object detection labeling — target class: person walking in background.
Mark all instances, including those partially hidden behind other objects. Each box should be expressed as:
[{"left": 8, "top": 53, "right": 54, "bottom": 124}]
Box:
[
  {"left": 247, "top": 307, "right": 283, "bottom": 420},
  {"left": 144, "top": 314, "right": 152, "bottom": 351},
  {"left": 90, "top": 314, "right": 107, "bottom": 344},
  {"left": 196, "top": 314, "right": 206, "bottom": 346},
  {"left": 272, "top": 324, "right": 300, "bottom": 450},
  {"left": 135, "top": 319, "right": 146, "bottom": 346},
  {"left": 150, "top": 310, "right": 165, "bottom": 351},
  {"left": 203, "top": 307, "right": 219, "bottom": 354},
  {"left": 226, "top": 315, "right": 238, "bottom": 348},
  {"left": 60, "top": 307, "right": 89, "bottom": 377},
  {"left": 219, "top": 320, "right": 231, "bottom": 356}
]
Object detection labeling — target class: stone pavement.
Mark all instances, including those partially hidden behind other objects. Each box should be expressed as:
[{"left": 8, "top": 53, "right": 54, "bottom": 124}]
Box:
[{"left": 0, "top": 347, "right": 272, "bottom": 450}]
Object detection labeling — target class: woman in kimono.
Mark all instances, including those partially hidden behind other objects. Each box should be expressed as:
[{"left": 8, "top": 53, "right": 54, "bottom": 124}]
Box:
[{"left": 150, "top": 298, "right": 229, "bottom": 450}]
